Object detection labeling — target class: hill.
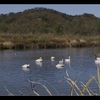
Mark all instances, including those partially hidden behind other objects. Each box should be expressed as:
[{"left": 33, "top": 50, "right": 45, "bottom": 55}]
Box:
[{"left": 0, "top": 7, "right": 100, "bottom": 36}]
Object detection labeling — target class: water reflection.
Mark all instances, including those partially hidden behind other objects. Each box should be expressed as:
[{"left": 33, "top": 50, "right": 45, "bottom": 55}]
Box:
[
  {"left": 22, "top": 67, "right": 30, "bottom": 72},
  {"left": 35, "top": 61, "right": 42, "bottom": 67},
  {"left": 51, "top": 60, "right": 55, "bottom": 66},
  {"left": 65, "top": 61, "right": 70, "bottom": 67}
]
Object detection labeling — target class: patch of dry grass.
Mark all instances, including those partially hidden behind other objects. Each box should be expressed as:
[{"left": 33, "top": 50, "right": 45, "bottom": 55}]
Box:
[{"left": 0, "top": 33, "right": 100, "bottom": 49}]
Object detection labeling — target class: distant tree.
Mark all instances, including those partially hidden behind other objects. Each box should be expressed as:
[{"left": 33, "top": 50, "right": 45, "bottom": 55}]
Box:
[{"left": 55, "top": 24, "right": 63, "bottom": 35}]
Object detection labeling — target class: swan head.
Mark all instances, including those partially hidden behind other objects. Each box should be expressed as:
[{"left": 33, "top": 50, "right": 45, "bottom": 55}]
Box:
[
  {"left": 51, "top": 56, "right": 55, "bottom": 59},
  {"left": 51, "top": 56, "right": 55, "bottom": 61},
  {"left": 40, "top": 57, "right": 42, "bottom": 59},
  {"left": 36, "top": 57, "right": 43, "bottom": 62}
]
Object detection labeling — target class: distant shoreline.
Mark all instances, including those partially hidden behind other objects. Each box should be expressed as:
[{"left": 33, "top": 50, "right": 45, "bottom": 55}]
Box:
[{"left": 0, "top": 33, "right": 99, "bottom": 50}]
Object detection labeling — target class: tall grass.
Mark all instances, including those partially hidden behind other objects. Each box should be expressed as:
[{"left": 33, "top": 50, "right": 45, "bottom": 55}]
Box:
[
  {"left": 65, "top": 70, "right": 97, "bottom": 96},
  {"left": 0, "top": 33, "right": 100, "bottom": 49}
]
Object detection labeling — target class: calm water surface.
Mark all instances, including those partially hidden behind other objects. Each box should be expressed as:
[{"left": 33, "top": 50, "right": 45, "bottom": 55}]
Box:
[{"left": 0, "top": 47, "right": 99, "bottom": 96}]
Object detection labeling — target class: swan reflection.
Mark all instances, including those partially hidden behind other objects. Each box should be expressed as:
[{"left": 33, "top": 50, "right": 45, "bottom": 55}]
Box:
[
  {"left": 35, "top": 61, "right": 42, "bottom": 67},
  {"left": 22, "top": 67, "right": 30, "bottom": 72},
  {"left": 65, "top": 61, "right": 70, "bottom": 67}
]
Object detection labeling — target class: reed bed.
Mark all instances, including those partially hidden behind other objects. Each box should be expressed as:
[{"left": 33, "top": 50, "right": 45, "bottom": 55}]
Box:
[{"left": 0, "top": 33, "right": 100, "bottom": 50}]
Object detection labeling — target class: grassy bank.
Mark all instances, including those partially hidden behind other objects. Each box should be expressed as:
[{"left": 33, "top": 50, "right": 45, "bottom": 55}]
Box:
[{"left": 0, "top": 33, "right": 100, "bottom": 50}]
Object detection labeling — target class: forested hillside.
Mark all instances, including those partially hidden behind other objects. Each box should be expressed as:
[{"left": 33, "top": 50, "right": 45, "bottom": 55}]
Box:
[{"left": 0, "top": 7, "right": 100, "bottom": 36}]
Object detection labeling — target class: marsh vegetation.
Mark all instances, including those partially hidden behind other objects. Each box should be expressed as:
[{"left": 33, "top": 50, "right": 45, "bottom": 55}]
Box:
[{"left": 0, "top": 33, "right": 100, "bottom": 50}]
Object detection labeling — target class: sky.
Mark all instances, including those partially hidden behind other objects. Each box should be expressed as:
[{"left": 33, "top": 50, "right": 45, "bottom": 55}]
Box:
[{"left": 0, "top": 4, "right": 100, "bottom": 18}]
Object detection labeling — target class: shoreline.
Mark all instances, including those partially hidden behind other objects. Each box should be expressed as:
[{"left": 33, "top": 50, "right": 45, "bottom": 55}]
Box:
[{"left": 0, "top": 33, "right": 100, "bottom": 50}]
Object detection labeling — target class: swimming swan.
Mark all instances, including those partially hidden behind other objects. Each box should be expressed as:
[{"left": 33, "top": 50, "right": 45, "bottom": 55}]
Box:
[
  {"left": 65, "top": 56, "right": 70, "bottom": 62},
  {"left": 59, "top": 59, "right": 63, "bottom": 64},
  {"left": 96, "top": 57, "right": 100, "bottom": 60},
  {"left": 35, "top": 57, "right": 42, "bottom": 62},
  {"left": 22, "top": 64, "right": 30, "bottom": 68},
  {"left": 56, "top": 63, "right": 64, "bottom": 69},
  {"left": 51, "top": 56, "right": 55, "bottom": 61}
]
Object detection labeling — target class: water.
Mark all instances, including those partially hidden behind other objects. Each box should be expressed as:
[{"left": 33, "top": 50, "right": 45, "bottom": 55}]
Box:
[{"left": 0, "top": 47, "right": 99, "bottom": 96}]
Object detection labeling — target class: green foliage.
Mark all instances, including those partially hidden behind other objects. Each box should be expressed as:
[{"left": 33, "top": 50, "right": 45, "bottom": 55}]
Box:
[
  {"left": 81, "top": 76, "right": 95, "bottom": 96},
  {"left": 55, "top": 24, "right": 63, "bottom": 35},
  {"left": 0, "top": 7, "right": 99, "bottom": 35}
]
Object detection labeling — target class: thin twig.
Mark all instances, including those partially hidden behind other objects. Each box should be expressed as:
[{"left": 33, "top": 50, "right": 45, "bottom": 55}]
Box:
[
  {"left": 28, "top": 79, "right": 52, "bottom": 96},
  {"left": 4, "top": 86, "right": 14, "bottom": 96},
  {"left": 38, "top": 80, "right": 60, "bottom": 95}
]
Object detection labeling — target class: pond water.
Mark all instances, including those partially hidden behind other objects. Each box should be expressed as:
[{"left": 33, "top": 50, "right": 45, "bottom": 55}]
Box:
[{"left": 0, "top": 47, "right": 99, "bottom": 96}]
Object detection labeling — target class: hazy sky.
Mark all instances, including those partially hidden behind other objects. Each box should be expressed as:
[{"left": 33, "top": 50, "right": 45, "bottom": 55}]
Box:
[{"left": 0, "top": 4, "right": 100, "bottom": 17}]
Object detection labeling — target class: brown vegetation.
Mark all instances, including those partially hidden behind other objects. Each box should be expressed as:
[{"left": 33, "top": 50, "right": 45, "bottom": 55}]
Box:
[{"left": 0, "top": 34, "right": 99, "bottom": 50}]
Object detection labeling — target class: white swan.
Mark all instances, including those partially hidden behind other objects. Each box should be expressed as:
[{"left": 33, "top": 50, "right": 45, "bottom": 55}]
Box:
[
  {"left": 65, "top": 56, "right": 70, "bottom": 62},
  {"left": 51, "top": 56, "right": 55, "bottom": 61},
  {"left": 56, "top": 63, "right": 64, "bottom": 69},
  {"left": 94, "top": 57, "right": 100, "bottom": 64},
  {"left": 22, "top": 64, "right": 30, "bottom": 68},
  {"left": 35, "top": 57, "right": 42, "bottom": 62},
  {"left": 59, "top": 59, "right": 63, "bottom": 64},
  {"left": 96, "top": 57, "right": 100, "bottom": 60}
]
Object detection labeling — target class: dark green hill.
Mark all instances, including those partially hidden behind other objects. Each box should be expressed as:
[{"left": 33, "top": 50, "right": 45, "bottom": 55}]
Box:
[{"left": 0, "top": 7, "right": 100, "bottom": 36}]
